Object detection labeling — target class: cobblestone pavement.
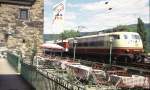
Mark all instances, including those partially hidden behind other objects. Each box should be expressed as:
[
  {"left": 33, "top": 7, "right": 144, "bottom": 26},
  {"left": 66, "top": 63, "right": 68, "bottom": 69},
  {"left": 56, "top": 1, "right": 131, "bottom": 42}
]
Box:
[{"left": 0, "top": 58, "right": 35, "bottom": 90}]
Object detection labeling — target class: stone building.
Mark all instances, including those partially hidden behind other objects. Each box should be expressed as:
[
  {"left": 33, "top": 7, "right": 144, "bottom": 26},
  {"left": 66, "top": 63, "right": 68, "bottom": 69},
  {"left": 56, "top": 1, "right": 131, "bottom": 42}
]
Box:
[{"left": 0, "top": 0, "right": 44, "bottom": 55}]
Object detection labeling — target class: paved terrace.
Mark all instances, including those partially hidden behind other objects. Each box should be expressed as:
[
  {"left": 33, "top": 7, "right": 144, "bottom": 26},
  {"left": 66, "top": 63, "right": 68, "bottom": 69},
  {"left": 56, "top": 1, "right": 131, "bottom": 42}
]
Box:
[{"left": 0, "top": 58, "right": 34, "bottom": 90}]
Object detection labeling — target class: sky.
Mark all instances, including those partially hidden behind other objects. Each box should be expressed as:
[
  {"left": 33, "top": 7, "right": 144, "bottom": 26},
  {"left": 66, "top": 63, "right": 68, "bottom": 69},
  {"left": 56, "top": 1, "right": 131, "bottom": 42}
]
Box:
[{"left": 44, "top": 0, "right": 150, "bottom": 34}]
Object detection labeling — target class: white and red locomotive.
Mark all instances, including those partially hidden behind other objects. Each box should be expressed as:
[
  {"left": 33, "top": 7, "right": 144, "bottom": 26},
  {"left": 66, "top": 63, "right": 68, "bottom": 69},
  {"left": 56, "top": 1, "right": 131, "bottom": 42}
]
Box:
[{"left": 57, "top": 32, "right": 143, "bottom": 62}]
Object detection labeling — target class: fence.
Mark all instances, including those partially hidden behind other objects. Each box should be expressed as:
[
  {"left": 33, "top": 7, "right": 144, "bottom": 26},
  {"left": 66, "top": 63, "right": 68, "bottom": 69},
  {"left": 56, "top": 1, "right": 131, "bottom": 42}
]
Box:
[
  {"left": 7, "top": 52, "right": 85, "bottom": 90},
  {"left": 7, "top": 52, "right": 21, "bottom": 72},
  {"left": 21, "top": 62, "right": 85, "bottom": 90}
]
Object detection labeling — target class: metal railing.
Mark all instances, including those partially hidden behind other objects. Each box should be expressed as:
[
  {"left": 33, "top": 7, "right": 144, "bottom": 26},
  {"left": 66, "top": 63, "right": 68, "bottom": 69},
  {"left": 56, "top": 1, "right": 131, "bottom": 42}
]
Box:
[
  {"left": 7, "top": 52, "right": 85, "bottom": 90},
  {"left": 7, "top": 52, "right": 21, "bottom": 72},
  {"left": 21, "top": 62, "right": 85, "bottom": 90}
]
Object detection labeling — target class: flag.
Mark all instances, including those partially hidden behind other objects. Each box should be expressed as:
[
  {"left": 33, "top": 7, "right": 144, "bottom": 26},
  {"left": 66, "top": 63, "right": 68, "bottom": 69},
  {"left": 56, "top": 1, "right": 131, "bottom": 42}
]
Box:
[
  {"left": 52, "top": 0, "right": 65, "bottom": 34},
  {"left": 52, "top": 0, "right": 65, "bottom": 24}
]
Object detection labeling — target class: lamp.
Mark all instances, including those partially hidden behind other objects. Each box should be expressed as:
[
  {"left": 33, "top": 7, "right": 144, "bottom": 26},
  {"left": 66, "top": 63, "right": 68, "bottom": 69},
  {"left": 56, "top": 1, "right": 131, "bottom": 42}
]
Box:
[
  {"left": 109, "top": 36, "right": 114, "bottom": 65},
  {"left": 73, "top": 39, "right": 77, "bottom": 61}
]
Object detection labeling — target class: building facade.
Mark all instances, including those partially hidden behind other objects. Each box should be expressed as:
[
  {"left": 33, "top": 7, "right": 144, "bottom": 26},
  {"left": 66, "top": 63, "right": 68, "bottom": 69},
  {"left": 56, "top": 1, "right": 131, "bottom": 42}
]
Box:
[{"left": 0, "top": 0, "right": 43, "bottom": 55}]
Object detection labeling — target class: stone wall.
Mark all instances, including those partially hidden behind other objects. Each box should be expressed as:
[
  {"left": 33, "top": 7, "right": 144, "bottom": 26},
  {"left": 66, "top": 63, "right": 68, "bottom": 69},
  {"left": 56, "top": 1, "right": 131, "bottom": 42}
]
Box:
[{"left": 0, "top": 0, "right": 43, "bottom": 55}]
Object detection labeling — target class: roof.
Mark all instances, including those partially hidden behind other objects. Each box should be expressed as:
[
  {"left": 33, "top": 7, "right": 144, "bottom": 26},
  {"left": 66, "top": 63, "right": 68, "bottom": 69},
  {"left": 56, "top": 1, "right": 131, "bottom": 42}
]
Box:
[
  {"left": 74, "top": 32, "right": 139, "bottom": 39},
  {"left": 0, "top": 0, "right": 36, "bottom": 6}
]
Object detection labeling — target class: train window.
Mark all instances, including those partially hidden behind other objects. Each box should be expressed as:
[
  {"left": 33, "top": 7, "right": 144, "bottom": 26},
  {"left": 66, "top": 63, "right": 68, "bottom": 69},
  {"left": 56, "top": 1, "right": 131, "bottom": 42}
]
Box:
[
  {"left": 83, "top": 42, "right": 88, "bottom": 46},
  {"left": 99, "top": 36, "right": 104, "bottom": 40},
  {"left": 88, "top": 41, "right": 93, "bottom": 46},
  {"left": 97, "top": 41, "right": 104, "bottom": 46},
  {"left": 124, "top": 35, "right": 128, "bottom": 39},
  {"left": 78, "top": 42, "right": 84, "bottom": 47},
  {"left": 111, "top": 35, "right": 120, "bottom": 39},
  {"left": 135, "top": 35, "right": 140, "bottom": 39},
  {"left": 92, "top": 42, "right": 97, "bottom": 46},
  {"left": 132, "top": 35, "right": 140, "bottom": 39},
  {"left": 87, "top": 41, "right": 96, "bottom": 47}
]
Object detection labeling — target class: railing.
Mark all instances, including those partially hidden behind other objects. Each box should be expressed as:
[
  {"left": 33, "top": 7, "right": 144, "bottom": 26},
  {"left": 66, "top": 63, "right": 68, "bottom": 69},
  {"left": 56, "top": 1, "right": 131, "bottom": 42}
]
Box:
[
  {"left": 21, "top": 62, "right": 85, "bottom": 90},
  {"left": 7, "top": 52, "right": 21, "bottom": 72},
  {"left": 7, "top": 52, "right": 85, "bottom": 90}
]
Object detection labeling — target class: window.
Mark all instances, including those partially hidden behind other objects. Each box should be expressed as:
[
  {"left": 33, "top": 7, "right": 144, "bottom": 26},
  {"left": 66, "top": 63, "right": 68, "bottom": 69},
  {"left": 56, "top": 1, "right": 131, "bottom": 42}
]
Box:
[
  {"left": 132, "top": 35, "right": 140, "bottom": 39},
  {"left": 89, "top": 41, "right": 95, "bottom": 46},
  {"left": 110, "top": 35, "right": 120, "bottom": 39},
  {"left": 97, "top": 41, "right": 104, "bottom": 46},
  {"left": 99, "top": 36, "right": 104, "bottom": 40},
  {"left": 83, "top": 42, "right": 88, "bottom": 47},
  {"left": 19, "top": 9, "right": 29, "bottom": 20},
  {"left": 124, "top": 35, "right": 128, "bottom": 39}
]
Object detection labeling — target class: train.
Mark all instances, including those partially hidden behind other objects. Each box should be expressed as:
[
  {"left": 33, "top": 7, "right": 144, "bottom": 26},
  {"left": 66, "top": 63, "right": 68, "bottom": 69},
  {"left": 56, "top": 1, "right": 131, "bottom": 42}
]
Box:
[{"left": 57, "top": 32, "right": 144, "bottom": 63}]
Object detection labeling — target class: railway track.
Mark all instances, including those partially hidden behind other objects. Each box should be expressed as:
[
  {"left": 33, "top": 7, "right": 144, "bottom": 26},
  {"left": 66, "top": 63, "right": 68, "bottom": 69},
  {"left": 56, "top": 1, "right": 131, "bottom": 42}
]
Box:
[
  {"left": 77, "top": 59, "right": 150, "bottom": 75},
  {"left": 75, "top": 55, "right": 150, "bottom": 70},
  {"left": 116, "top": 57, "right": 150, "bottom": 70},
  {"left": 48, "top": 54, "right": 150, "bottom": 75},
  {"left": 79, "top": 60, "right": 150, "bottom": 71},
  {"left": 127, "top": 63, "right": 150, "bottom": 69}
]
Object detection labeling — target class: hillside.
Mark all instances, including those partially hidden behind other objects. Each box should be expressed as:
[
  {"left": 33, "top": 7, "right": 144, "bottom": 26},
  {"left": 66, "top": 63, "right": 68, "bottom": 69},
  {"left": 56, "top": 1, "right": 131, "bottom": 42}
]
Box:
[
  {"left": 43, "top": 34, "right": 60, "bottom": 42},
  {"left": 44, "top": 23, "right": 150, "bottom": 52},
  {"left": 44, "top": 23, "right": 150, "bottom": 43}
]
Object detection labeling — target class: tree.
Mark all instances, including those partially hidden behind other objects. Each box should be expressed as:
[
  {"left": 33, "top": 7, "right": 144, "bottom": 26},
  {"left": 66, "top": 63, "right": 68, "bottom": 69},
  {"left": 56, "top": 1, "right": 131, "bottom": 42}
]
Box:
[
  {"left": 137, "top": 18, "right": 147, "bottom": 52},
  {"left": 113, "top": 25, "right": 128, "bottom": 32},
  {"left": 60, "top": 30, "right": 80, "bottom": 40}
]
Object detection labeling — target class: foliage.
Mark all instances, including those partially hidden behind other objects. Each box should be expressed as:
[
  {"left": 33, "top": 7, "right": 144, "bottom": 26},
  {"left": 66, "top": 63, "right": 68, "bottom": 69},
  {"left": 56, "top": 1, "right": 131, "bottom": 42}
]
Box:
[
  {"left": 112, "top": 25, "right": 129, "bottom": 32},
  {"left": 60, "top": 30, "right": 80, "bottom": 40},
  {"left": 137, "top": 18, "right": 147, "bottom": 52},
  {"left": 127, "top": 26, "right": 137, "bottom": 32},
  {"left": 145, "top": 29, "right": 150, "bottom": 52},
  {"left": 44, "top": 34, "right": 59, "bottom": 41}
]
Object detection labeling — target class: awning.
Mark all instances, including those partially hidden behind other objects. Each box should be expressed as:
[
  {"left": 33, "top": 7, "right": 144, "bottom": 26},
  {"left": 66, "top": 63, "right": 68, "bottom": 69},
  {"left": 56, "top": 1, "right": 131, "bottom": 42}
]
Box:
[{"left": 40, "top": 43, "right": 64, "bottom": 51}]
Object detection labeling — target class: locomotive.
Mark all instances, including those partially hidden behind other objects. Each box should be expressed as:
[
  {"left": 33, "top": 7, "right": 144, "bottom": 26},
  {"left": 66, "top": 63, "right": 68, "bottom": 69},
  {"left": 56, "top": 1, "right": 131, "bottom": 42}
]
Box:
[{"left": 57, "top": 32, "right": 144, "bottom": 63}]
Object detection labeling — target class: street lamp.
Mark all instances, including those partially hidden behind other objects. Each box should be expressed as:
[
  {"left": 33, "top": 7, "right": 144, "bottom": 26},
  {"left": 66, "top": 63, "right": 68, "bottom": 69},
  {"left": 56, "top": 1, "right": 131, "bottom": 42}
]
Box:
[
  {"left": 109, "top": 36, "right": 114, "bottom": 65},
  {"left": 73, "top": 39, "right": 77, "bottom": 61}
]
